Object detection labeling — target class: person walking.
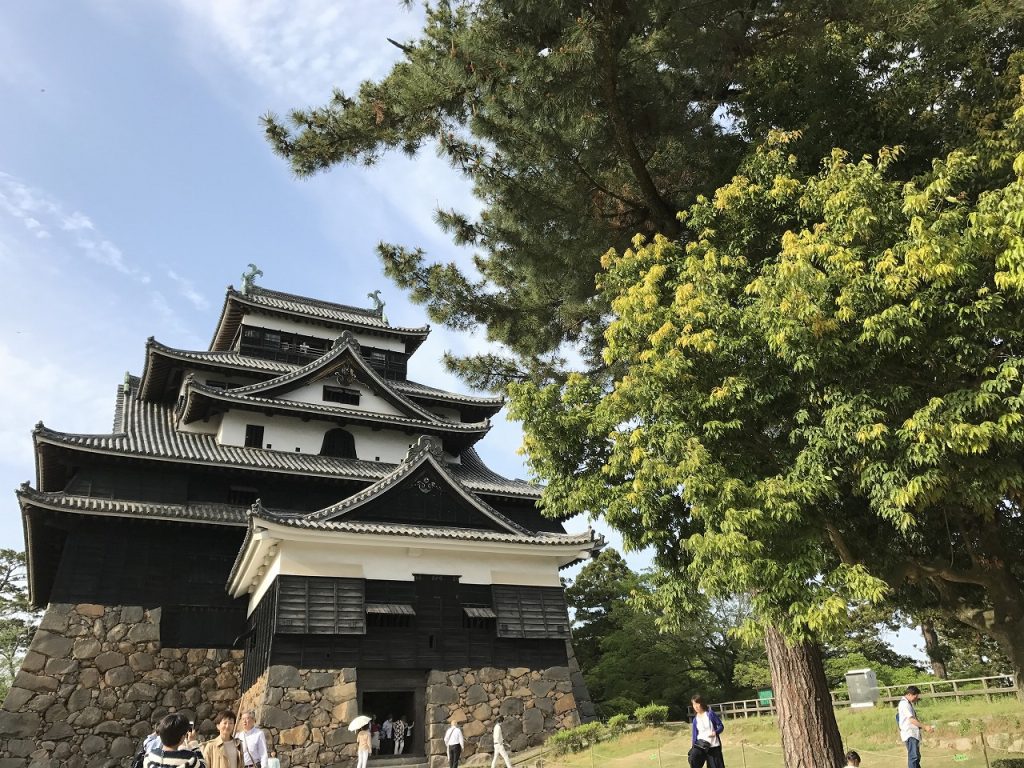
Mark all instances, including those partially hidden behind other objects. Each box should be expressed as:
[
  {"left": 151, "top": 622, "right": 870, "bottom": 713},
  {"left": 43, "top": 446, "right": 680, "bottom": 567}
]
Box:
[
  {"left": 143, "top": 713, "right": 206, "bottom": 768},
  {"left": 689, "top": 694, "right": 725, "bottom": 768},
  {"left": 491, "top": 715, "right": 512, "bottom": 768},
  {"left": 444, "top": 718, "right": 465, "bottom": 768},
  {"left": 355, "top": 724, "right": 372, "bottom": 768},
  {"left": 381, "top": 715, "right": 394, "bottom": 755},
  {"left": 898, "top": 685, "right": 936, "bottom": 768},
  {"left": 235, "top": 710, "right": 269, "bottom": 768},
  {"left": 393, "top": 716, "right": 407, "bottom": 755},
  {"left": 201, "top": 711, "right": 243, "bottom": 768}
]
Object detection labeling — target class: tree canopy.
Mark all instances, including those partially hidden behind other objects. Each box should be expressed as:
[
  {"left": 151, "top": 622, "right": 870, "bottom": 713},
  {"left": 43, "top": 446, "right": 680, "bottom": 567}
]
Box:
[
  {"left": 510, "top": 77, "right": 1024, "bottom": 679},
  {"left": 265, "top": 0, "right": 1024, "bottom": 387}
]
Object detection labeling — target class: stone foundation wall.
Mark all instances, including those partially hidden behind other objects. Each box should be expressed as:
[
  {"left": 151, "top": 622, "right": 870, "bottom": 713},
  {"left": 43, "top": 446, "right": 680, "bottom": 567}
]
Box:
[
  {"left": 425, "top": 665, "right": 579, "bottom": 768},
  {"left": 0, "top": 603, "right": 243, "bottom": 768},
  {"left": 239, "top": 665, "right": 358, "bottom": 768}
]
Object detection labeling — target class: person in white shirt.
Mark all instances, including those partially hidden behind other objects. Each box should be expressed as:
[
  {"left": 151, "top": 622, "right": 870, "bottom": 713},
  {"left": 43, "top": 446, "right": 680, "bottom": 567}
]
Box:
[
  {"left": 235, "top": 711, "right": 269, "bottom": 768},
  {"left": 898, "top": 686, "right": 935, "bottom": 768},
  {"left": 382, "top": 715, "right": 394, "bottom": 754},
  {"left": 491, "top": 715, "right": 512, "bottom": 768},
  {"left": 444, "top": 718, "right": 466, "bottom": 768},
  {"left": 689, "top": 694, "right": 724, "bottom": 768}
]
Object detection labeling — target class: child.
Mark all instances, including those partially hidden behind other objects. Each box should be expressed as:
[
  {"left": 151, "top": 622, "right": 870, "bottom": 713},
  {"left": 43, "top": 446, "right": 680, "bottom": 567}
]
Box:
[
  {"left": 143, "top": 713, "right": 205, "bottom": 768},
  {"left": 267, "top": 750, "right": 281, "bottom": 768}
]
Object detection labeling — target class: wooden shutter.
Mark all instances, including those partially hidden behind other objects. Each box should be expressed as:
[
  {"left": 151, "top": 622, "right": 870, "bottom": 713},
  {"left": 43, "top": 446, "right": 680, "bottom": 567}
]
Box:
[
  {"left": 492, "top": 585, "right": 570, "bottom": 639},
  {"left": 275, "top": 576, "right": 366, "bottom": 634}
]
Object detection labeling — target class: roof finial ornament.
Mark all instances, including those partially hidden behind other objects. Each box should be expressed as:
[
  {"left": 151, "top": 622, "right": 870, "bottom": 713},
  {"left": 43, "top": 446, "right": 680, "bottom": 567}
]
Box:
[
  {"left": 367, "top": 289, "right": 388, "bottom": 324},
  {"left": 404, "top": 435, "right": 444, "bottom": 461},
  {"left": 241, "top": 264, "right": 263, "bottom": 295}
]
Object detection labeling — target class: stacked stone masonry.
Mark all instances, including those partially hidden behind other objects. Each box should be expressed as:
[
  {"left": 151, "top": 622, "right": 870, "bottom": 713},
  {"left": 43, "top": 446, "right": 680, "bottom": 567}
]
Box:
[
  {"left": 0, "top": 603, "right": 242, "bottom": 768},
  {"left": 239, "top": 664, "right": 581, "bottom": 768}
]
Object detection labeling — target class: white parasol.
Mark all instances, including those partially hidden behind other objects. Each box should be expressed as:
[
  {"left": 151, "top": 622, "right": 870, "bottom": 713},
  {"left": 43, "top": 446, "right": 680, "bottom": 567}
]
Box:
[{"left": 348, "top": 715, "right": 372, "bottom": 731}]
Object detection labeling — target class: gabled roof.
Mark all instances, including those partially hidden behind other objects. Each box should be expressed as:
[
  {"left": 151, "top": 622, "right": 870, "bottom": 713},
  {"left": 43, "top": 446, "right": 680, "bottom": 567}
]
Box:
[
  {"left": 210, "top": 286, "right": 430, "bottom": 354},
  {"left": 300, "top": 436, "right": 529, "bottom": 534},
  {"left": 18, "top": 485, "right": 249, "bottom": 525},
  {"left": 138, "top": 338, "right": 505, "bottom": 415},
  {"left": 34, "top": 383, "right": 540, "bottom": 499}
]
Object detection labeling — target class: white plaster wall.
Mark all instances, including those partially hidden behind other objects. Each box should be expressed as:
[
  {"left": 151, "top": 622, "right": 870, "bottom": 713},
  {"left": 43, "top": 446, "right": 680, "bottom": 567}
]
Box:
[
  {"left": 280, "top": 380, "right": 406, "bottom": 417},
  {"left": 240, "top": 314, "right": 406, "bottom": 353},
  {"left": 217, "top": 409, "right": 424, "bottom": 462},
  {"left": 276, "top": 539, "right": 565, "bottom": 587},
  {"left": 178, "top": 413, "right": 222, "bottom": 435}
]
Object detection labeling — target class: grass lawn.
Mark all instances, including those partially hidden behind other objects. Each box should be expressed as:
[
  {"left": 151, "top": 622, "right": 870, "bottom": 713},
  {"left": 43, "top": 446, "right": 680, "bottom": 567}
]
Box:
[{"left": 535, "top": 698, "right": 1024, "bottom": 768}]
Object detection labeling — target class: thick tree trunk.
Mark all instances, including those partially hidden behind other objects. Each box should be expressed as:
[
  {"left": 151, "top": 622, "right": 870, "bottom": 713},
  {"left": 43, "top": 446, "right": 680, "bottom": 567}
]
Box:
[
  {"left": 920, "top": 619, "right": 948, "bottom": 679},
  {"left": 764, "top": 626, "right": 845, "bottom": 768}
]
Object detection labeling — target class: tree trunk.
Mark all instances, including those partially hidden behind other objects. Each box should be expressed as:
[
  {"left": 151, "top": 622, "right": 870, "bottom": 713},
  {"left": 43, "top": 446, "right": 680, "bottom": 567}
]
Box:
[
  {"left": 920, "top": 619, "right": 948, "bottom": 679},
  {"left": 764, "top": 626, "right": 845, "bottom": 768}
]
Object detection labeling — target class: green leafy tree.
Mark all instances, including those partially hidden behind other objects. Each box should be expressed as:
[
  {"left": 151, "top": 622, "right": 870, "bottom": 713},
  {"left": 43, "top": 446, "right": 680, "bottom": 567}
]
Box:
[
  {"left": 264, "top": 0, "right": 1023, "bottom": 386},
  {"left": 510, "top": 74, "right": 1024, "bottom": 765},
  {"left": 0, "top": 550, "right": 39, "bottom": 701}
]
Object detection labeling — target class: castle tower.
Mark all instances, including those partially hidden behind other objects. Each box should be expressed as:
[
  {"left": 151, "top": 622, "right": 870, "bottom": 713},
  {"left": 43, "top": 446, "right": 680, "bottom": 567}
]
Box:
[{"left": 0, "top": 279, "right": 602, "bottom": 768}]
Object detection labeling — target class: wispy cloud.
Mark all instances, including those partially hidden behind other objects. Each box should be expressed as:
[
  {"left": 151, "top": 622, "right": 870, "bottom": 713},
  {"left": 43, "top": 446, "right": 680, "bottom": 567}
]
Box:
[
  {"left": 0, "top": 171, "right": 140, "bottom": 276},
  {"left": 167, "top": 269, "right": 208, "bottom": 310}
]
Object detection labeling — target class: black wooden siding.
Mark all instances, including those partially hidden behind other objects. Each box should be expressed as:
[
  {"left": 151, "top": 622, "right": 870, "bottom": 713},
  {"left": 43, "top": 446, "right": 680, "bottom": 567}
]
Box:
[
  {"left": 242, "top": 585, "right": 277, "bottom": 692},
  {"left": 259, "top": 575, "right": 571, "bottom": 671},
  {"left": 276, "top": 576, "right": 365, "bottom": 634},
  {"left": 48, "top": 516, "right": 247, "bottom": 648},
  {"left": 493, "top": 585, "right": 570, "bottom": 639}
]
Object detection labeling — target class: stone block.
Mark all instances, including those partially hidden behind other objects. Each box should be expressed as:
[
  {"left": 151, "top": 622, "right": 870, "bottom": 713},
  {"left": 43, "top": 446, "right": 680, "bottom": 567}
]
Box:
[
  {"left": 80, "top": 735, "right": 105, "bottom": 754},
  {"left": 331, "top": 699, "right": 358, "bottom": 724},
  {"left": 77, "top": 604, "right": 105, "bottom": 618},
  {"left": 74, "top": 706, "right": 103, "bottom": 727},
  {"left": 471, "top": 703, "right": 491, "bottom": 721},
  {"left": 529, "top": 680, "right": 555, "bottom": 697},
  {"left": 126, "top": 623, "right": 159, "bottom": 643},
  {"left": 426, "top": 685, "right": 459, "bottom": 705},
  {"left": 77, "top": 668, "right": 100, "bottom": 689},
  {"left": 262, "top": 707, "right": 297, "bottom": 730},
  {"left": 37, "top": 605, "right": 71, "bottom": 633},
  {"left": 94, "top": 651, "right": 126, "bottom": 673},
  {"left": 322, "top": 681, "right": 356, "bottom": 704},
  {"left": 43, "top": 658, "right": 77, "bottom": 676},
  {"left": 0, "top": 710, "right": 40, "bottom": 737},
  {"left": 109, "top": 736, "right": 136, "bottom": 758},
  {"left": 534, "top": 697, "right": 554, "bottom": 715},
  {"left": 325, "top": 727, "right": 352, "bottom": 747},
  {"left": 95, "top": 721, "right": 123, "bottom": 735},
  {"left": 499, "top": 699, "right": 523, "bottom": 717},
  {"left": 20, "top": 652, "right": 46, "bottom": 673},
  {"left": 463, "top": 720, "right": 486, "bottom": 738},
  {"left": 104, "top": 666, "right": 135, "bottom": 688},
  {"left": 522, "top": 707, "right": 544, "bottom": 735},
  {"left": 267, "top": 665, "right": 302, "bottom": 688},
  {"left": 121, "top": 606, "right": 144, "bottom": 623},
  {"left": 39, "top": 721, "right": 72, "bottom": 740},
  {"left": 278, "top": 723, "right": 310, "bottom": 746},
  {"left": 542, "top": 666, "right": 570, "bottom": 682},
  {"left": 0, "top": 759, "right": 27, "bottom": 768},
  {"left": 144, "top": 669, "right": 176, "bottom": 687},
  {"left": 126, "top": 682, "right": 158, "bottom": 701},
  {"left": 304, "top": 672, "right": 335, "bottom": 690},
  {"left": 465, "top": 684, "right": 488, "bottom": 706},
  {"left": 429, "top": 705, "right": 449, "bottom": 724},
  {"left": 67, "top": 688, "right": 92, "bottom": 712},
  {"left": 71, "top": 639, "right": 101, "bottom": 660},
  {"left": 43, "top": 702, "right": 68, "bottom": 723},
  {"left": 7, "top": 739, "right": 34, "bottom": 757},
  {"left": 129, "top": 652, "right": 155, "bottom": 672},
  {"left": 509, "top": 667, "right": 531, "bottom": 678},
  {"left": 554, "top": 693, "right": 576, "bottom": 715},
  {"left": 30, "top": 631, "right": 73, "bottom": 659},
  {"left": 2, "top": 687, "right": 33, "bottom": 712},
  {"left": 427, "top": 670, "right": 448, "bottom": 685},
  {"left": 12, "top": 672, "right": 56, "bottom": 694},
  {"left": 477, "top": 668, "right": 505, "bottom": 684}
]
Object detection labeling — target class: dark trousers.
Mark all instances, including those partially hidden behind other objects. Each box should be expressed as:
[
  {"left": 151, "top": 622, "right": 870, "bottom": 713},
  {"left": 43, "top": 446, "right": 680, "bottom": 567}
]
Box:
[
  {"left": 906, "top": 737, "right": 921, "bottom": 768},
  {"left": 448, "top": 744, "right": 463, "bottom": 768},
  {"left": 688, "top": 744, "right": 725, "bottom": 768}
]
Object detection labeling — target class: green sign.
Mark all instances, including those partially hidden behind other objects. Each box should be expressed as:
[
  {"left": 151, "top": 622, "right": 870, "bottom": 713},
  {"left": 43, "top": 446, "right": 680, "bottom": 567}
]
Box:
[{"left": 952, "top": 755, "right": 968, "bottom": 762}]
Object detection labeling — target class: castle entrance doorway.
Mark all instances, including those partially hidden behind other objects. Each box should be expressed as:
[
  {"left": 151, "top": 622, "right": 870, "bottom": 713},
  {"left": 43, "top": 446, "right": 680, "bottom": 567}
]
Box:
[{"left": 358, "top": 669, "right": 426, "bottom": 757}]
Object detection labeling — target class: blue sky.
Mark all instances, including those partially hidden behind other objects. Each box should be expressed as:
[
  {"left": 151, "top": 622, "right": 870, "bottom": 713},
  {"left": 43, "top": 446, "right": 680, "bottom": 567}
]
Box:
[{"left": 0, "top": 1, "right": 925, "bottom": 660}]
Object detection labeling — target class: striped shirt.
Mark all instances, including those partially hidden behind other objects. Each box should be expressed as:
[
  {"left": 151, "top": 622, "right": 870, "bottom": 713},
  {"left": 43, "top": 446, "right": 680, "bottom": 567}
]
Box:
[{"left": 143, "top": 746, "right": 207, "bottom": 768}]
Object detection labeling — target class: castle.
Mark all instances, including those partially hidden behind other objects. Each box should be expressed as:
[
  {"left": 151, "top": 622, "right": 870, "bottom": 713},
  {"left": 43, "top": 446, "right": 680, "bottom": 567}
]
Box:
[{"left": 0, "top": 273, "right": 601, "bottom": 768}]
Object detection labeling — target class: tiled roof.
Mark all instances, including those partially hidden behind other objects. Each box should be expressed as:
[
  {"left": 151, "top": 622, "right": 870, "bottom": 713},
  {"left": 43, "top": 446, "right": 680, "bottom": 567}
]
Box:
[
  {"left": 18, "top": 485, "right": 250, "bottom": 525},
  {"left": 36, "top": 390, "right": 540, "bottom": 498},
  {"left": 255, "top": 509, "right": 600, "bottom": 546},
  {"left": 183, "top": 383, "right": 490, "bottom": 435},
  {"left": 301, "top": 437, "right": 530, "bottom": 535},
  {"left": 210, "top": 286, "right": 429, "bottom": 352},
  {"left": 238, "top": 287, "right": 429, "bottom": 334},
  {"left": 143, "top": 339, "right": 505, "bottom": 410}
]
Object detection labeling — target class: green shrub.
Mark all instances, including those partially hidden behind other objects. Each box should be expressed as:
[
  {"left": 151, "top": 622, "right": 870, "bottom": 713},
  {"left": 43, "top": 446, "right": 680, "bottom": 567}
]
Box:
[
  {"left": 596, "top": 696, "right": 642, "bottom": 720},
  {"left": 991, "top": 760, "right": 1024, "bottom": 768},
  {"left": 547, "top": 721, "right": 605, "bottom": 754},
  {"left": 608, "top": 714, "right": 630, "bottom": 733},
  {"left": 634, "top": 703, "right": 669, "bottom": 725}
]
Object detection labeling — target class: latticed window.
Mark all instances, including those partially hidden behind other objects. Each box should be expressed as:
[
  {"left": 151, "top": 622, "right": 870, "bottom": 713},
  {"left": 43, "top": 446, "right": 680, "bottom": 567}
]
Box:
[{"left": 492, "top": 585, "right": 570, "bottom": 639}]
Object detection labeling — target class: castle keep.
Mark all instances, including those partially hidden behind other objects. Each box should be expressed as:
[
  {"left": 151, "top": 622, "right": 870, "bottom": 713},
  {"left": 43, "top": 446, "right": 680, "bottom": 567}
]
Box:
[{"left": 0, "top": 277, "right": 601, "bottom": 768}]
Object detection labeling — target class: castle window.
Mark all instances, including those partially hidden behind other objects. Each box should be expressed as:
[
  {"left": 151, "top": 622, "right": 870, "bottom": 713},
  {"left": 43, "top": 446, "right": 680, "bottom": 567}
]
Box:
[
  {"left": 366, "top": 603, "right": 415, "bottom": 629},
  {"left": 320, "top": 428, "right": 356, "bottom": 458},
  {"left": 492, "top": 585, "right": 570, "bottom": 639},
  {"left": 244, "top": 424, "right": 264, "bottom": 448},
  {"left": 463, "top": 605, "right": 497, "bottom": 631},
  {"left": 323, "top": 386, "right": 360, "bottom": 406}
]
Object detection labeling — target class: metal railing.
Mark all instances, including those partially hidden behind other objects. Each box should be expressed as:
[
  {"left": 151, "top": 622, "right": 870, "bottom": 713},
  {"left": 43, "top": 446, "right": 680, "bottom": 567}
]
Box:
[{"left": 707, "top": 673, "right": 1020, "bottom": 719}]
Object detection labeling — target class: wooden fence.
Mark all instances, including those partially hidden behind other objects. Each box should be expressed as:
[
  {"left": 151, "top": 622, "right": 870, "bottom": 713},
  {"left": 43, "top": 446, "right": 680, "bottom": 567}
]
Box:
[{"left": 707, "top": 673, "right": 1020, "bottom": 720}]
